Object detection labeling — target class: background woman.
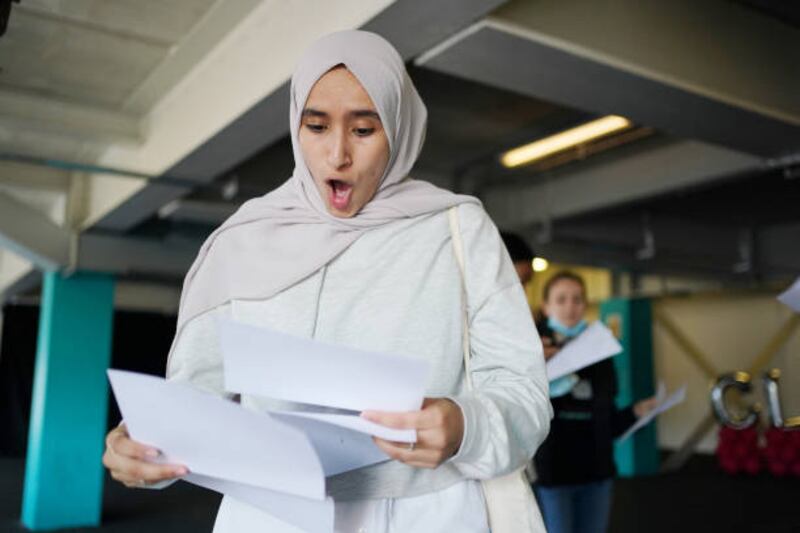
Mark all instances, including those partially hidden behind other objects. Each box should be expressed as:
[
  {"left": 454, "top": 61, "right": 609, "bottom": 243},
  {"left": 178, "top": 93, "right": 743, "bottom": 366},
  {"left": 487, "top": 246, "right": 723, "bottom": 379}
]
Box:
[{"left": 533, "top": 271, "right": 656, "bottom": 533}]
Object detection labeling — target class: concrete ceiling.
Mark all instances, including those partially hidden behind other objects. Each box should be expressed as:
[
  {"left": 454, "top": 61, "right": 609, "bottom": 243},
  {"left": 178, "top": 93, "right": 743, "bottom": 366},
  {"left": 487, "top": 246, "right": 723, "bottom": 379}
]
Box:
[
  {"left": 0, "top": 0, "right": 239, "bottom": 163},
  {"left": 733, "top": 0, "right": 800, "bottom": 29},
  {"left": 0, "top": 0, "right": 517, "bottom": 298},
  {"left": 0, "top": 0, "right": 269, "bottom": 297},
  {"left": 527, "top": 166, "right": 800, "bottom": 282},
  {"left": 0, "top": 0, "right": 217, "bottom": 109},
  {"left": 416, "top": 0, "right": 800, "bottom": 161},
  {"left": 0, "top": 0, "right": 799, "bottom": 303},
  {"left": 410, "top": 0, "right": 800, "bottom": 283},
  {"left": 85, "top": 0, "right": 509, "bottom": 234}
]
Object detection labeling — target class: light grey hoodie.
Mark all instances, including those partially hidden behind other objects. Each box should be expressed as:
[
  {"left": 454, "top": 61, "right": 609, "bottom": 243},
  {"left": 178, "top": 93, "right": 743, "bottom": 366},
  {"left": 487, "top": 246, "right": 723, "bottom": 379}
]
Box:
[{"left": 166, "top": 203, "right": 551, "bottom": 531}]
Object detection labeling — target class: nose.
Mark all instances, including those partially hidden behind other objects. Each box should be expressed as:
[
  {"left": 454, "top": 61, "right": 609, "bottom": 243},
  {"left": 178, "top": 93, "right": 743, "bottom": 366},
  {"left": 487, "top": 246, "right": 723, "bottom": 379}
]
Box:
[{"left": 326, "top": 126, "right": 351, "bottom": 170}]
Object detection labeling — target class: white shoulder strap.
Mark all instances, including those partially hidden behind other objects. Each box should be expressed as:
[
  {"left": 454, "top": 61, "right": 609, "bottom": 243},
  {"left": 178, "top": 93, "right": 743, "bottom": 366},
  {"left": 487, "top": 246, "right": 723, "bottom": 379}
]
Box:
[
  {"left": 448, "top": 206, "right": 473, "bottom": 391},
  {"left": 448, "top": 210, "right": 547, "bottom": 533}
]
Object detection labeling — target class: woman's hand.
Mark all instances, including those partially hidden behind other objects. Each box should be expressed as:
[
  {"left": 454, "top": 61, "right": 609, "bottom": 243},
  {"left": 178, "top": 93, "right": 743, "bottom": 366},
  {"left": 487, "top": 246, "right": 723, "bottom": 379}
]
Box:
[
  {"left": 633, "top": 396, "right": 659, "bottom": 418},
  {"left": 542, "top": 337, "right": 559, "bottom": 361},
  {"left": 102, "top": 423, "right": 188, "bottom": 488},
  {"left": 361, "top": 398, "right": 464, "bottom": 469}
]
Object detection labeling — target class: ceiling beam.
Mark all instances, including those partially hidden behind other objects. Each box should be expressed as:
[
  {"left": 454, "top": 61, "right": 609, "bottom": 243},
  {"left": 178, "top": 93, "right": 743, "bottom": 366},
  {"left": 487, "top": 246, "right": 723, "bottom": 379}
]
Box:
[
  {"left": 483, "top": 139, "right": 762, "bottom": 229},
  {"left": 0, "top": 161, "right": 70, "bottom": 191},
  {"left": 523, "top": 217, "right": 800, "bottom": 282},
  {"left": 158, "top": 199, "right": 239, "bottom": 226},
  {"left": 0, "top": 89, "right": 140, "bottom": 146},
  {"left": 416, "top": 0, "right": 800, "bottom": 161},
  {"left": 552, "top": 215, "right": 740, "bottom": 261},
  {"left": 0, "top": 187, "right": 200, "bottom": 284},
  {"left": 0, "top": 191, "right": 70, "bottom": 271},
  {"left": 78, "top": 233, "right": 198, "bottom": 279},
  {"left": 122, "top": 0, "right": 264, "bottom": 114}
]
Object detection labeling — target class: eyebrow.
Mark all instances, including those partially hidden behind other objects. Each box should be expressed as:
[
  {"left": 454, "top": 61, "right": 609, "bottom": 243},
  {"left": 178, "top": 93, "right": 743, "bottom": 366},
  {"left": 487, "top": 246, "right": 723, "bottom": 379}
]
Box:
[{"left": 302, "top": 108, "right": 381, "bottom": 120}]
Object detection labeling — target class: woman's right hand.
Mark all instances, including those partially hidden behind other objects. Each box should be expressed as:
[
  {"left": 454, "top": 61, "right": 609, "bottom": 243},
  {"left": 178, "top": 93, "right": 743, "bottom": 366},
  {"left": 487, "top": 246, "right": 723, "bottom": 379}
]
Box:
[{"left": 102, "top": 423, "right": 188, "bottom": 488}]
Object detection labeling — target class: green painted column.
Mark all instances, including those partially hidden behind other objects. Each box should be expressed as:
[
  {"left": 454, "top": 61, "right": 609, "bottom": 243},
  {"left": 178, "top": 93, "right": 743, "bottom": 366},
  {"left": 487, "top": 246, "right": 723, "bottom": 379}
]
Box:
[
  {"left": 600, "top": 297, "right": 659, "bottom": 477},
  {"left": 22, "top": 271, "right": 115, "bottom": 530}
]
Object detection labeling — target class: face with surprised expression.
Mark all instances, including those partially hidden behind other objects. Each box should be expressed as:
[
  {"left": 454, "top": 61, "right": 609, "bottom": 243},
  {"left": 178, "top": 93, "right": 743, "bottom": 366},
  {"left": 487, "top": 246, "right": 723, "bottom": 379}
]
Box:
[{"left": 298, "top": 65, "right": 390, "bottom": 218}]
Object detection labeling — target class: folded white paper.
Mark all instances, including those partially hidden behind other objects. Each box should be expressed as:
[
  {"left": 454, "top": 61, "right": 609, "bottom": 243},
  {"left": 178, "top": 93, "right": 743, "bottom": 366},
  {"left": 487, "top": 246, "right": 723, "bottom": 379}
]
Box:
[
  {"left": 277, "top": 411, "right": 415, "bottom": 444},
  {"left": 778, "top": 276, "right": 800, "bottom": 313},
  {"left": 618, "top": 383, "right": 687, "bottom": 442},
  {"left": 546, "top": 321, "right": 623, "bottom": 381},
  {"left": 272, "top": 413, "right": 388, "bottom": 476},
  {"left": 109, "top": 321, "right": 434, "bottom": 533},
  {"left": 108, "top": 370, "right": 326, "bottom": 501},
  {"left": 219, "top": 319, "right": 430, "bottom": 412}
]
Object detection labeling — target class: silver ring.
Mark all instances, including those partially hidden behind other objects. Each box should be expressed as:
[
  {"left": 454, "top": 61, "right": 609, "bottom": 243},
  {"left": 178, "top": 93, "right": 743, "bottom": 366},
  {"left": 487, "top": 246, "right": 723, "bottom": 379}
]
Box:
[{"left": 408, "top": 442, "right": 416, "bottom": 451}]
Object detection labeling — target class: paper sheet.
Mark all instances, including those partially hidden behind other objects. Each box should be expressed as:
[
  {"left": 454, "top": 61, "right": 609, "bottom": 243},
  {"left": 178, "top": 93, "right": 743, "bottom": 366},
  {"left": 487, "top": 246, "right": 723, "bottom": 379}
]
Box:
[
  {"left": 778, "top": 276, "right": 800, "bottom": 313},
  {"left": 219, "top": 319, "right": 430, "bottom": 412},
  {"left": 107, "top": 370, "right": 326, "bottom": 501},
  {"left": 546, "top": 321, "right": 623, "bottom": 381},
  {"left": 278, "top": 411, "right": 415, "bottom": 443},
  {"left": 618, "top": 383, "right": 687, "bottom": 442},
  {"left": 187, "top": 473, "right": 334, "bottom": 533},
  {"left": 272, "top": 413, "right": 389, "bottom": 476}
]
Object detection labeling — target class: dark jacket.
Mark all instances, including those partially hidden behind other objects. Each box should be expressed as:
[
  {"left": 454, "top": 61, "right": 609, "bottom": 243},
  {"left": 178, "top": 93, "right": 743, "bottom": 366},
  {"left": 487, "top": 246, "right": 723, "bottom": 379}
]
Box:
[{"left": 533, "top": 318, "right": 636, "bottom": 486}]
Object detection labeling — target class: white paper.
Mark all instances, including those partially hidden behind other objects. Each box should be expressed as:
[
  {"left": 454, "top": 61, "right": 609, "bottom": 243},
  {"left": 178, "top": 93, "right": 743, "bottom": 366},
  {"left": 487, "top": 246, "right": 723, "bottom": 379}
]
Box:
[
  {"left": 618, "top": 383, "right": 687, "bottom": 442},
  {"left": 546, "top": 322, "right": 623, "bottom": 381},
  {"left": 272, "top": 413, "right": 389, "bottom": 476},
  {"left": 220, "top": 319, "right": 430, "bottom": 412},
  {"left": 187, "top": 473, "right": 334, "bottom": 533},
  {"left": 278, "top": 411, "right": 415, "bottom": 443},
  {"left": 107, "top": 370, "right": 326, "bottom": 501},
  {"left": 778, "top": 276, "right": 800, "bottom": 313}
]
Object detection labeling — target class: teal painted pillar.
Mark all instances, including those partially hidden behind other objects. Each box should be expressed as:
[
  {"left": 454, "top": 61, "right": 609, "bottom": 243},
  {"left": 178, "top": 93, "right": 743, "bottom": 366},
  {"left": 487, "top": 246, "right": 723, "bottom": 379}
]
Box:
[
  {"left": 22, "top": 271, "right": 115, "bottom": 530},
  {"left": 600, "top": 297, "right": 659, "bottom": 477}
]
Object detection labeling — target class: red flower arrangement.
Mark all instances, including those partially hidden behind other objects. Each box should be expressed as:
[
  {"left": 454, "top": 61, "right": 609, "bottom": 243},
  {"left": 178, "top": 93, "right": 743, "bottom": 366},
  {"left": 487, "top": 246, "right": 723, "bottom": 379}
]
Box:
[
  {"left": 763, "top": 427, "right": 800, "bottom": 477},
  {"left": 716, "top": 426, "right": 761, "bottom": 475},
  {"left": 716, "top": 425, "right": 800, "bottom": 477}
]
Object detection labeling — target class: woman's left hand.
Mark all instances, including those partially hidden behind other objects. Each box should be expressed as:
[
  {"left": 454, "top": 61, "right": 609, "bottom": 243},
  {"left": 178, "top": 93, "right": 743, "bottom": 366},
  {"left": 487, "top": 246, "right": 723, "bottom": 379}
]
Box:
[
  {"left": 361, "top": 398, "right": 464, "bottom": 469},
  {"left": 633, "top": 396, "right": 659, "bottom": 418}
]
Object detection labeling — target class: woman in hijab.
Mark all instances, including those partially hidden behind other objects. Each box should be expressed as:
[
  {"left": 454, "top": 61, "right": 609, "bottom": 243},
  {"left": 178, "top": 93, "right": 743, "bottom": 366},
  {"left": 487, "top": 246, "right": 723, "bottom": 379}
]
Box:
[{"left": 102, "top": 30, "right": 551, "bottom": 532}]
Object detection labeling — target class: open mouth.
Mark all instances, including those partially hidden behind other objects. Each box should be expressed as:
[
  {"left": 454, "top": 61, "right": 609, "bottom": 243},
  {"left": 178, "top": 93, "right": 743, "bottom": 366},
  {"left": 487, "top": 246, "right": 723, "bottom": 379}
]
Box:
[{"left": 326, "top": 179, "right": 354, "bottom": 211}]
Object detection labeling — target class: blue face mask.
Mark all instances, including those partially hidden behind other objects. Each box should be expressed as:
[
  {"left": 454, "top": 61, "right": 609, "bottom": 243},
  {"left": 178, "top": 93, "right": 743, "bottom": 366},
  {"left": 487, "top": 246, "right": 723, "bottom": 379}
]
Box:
[
  {"left": 549, "top": 373, "right": 580, "bottom": 398},
  {"left": 548, "top": 316, "right": 588, "bottom": 338}
]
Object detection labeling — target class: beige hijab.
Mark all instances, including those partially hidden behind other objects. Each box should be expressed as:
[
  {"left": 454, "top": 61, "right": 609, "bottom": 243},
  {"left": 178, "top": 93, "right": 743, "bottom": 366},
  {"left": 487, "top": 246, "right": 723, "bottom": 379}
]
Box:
[{"left": 168, "top": 30, "right": 478, "bottom": 360}]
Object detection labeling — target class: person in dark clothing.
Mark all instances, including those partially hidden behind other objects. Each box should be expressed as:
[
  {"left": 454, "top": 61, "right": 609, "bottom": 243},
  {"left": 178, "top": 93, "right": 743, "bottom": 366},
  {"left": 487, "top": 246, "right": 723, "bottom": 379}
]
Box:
[
  {"left": 500, "top": 231, "right": 535, "bottom": 285},
  {"left": 499, "top": 231, "right": 558, "bottom": 360},
  {"left": 532, "top": 271, "right": 656, "bottom": 533}
]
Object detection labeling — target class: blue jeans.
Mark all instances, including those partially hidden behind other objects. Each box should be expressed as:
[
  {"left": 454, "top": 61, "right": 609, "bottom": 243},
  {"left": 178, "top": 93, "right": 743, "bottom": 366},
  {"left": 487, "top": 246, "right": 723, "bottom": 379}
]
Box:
[{"left": 533, "top": 479, "right": 613, "bottom": 533}]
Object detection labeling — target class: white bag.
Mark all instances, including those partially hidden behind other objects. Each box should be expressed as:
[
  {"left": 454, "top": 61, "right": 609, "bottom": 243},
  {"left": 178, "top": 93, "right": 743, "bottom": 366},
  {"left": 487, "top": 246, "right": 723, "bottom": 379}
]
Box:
[{"left": 447, "top": 207, "right": 547, "bottom": 533}]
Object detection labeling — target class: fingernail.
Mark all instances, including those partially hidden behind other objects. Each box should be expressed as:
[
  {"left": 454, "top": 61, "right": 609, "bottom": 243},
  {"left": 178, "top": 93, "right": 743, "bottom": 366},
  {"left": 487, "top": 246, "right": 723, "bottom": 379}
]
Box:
[
  {"left": 145, "top": 449, "right": 159, "bottom": 458},
  {"left": 176, "top": 467, "right": 188, "bottom": 476},
  {"left": 361, "top": 411, "right": 374, "bottom": 420}
]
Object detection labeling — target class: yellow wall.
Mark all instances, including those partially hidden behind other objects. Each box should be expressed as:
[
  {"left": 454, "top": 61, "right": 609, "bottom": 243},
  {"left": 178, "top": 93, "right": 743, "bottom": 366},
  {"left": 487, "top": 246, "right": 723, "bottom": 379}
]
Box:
[{"left": 653, "top": 292, "right": 800, "bottom": 453}]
